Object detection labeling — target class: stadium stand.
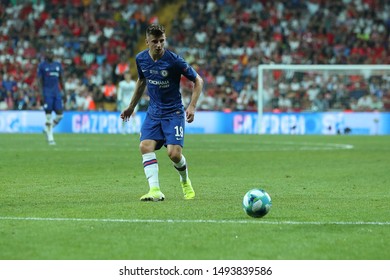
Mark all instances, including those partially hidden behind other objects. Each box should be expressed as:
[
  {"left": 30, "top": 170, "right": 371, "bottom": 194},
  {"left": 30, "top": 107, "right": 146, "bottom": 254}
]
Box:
[
  {"left": 0, "top": 0, "right": 159, "bottom": 111},
  {"left": 169, "top": 0, "right": 390, "bottom": 112},
  {"left": 0, "top": 0, "right": 389, "bottom": 112}
]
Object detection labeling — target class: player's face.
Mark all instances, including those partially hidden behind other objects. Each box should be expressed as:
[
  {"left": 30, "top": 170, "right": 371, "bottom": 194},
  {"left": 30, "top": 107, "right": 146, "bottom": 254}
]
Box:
[
  {"left": 46, "top": 51, "right": 54, "bottom": 62},
  {"left": 146, "top": 33, "right": 166, "bottom": 57}
]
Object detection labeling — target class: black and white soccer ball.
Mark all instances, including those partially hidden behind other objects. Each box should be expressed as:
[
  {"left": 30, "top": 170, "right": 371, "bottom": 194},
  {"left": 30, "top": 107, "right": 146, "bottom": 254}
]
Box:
[{"left": 242, "top": 189, "right": 272, "bottom": 218}]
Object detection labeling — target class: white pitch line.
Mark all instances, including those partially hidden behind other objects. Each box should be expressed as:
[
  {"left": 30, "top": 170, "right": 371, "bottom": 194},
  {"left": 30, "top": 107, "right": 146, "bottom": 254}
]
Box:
[{"left": 0, "top": 216, "right": 389, "bottom": 226}]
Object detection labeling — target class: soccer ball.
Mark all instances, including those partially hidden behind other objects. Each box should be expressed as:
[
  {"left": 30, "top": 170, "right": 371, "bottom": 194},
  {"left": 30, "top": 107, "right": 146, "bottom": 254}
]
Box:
[{"left": 242, "top": 189, "right": 272, "bottom": 218}]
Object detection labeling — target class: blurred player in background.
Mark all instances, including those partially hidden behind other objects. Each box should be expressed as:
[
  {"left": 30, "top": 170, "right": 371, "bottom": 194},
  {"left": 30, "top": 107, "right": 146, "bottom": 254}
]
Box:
[
  {"left": 37, "top": 49, "right": 66, "bottom": 145},
  {"left": 117, "top": 71, "right": 137, "bottom": 133},
  {"left": 121, "top": 23, "right": 204, "bottom": 201}
]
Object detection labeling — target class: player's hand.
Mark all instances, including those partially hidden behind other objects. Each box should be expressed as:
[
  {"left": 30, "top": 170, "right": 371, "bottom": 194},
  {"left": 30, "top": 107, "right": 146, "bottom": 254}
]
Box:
[
  {"left": 186, "top": 105, "right": 196, "bottom": 123},
  {"left": 120, "top": 107, "right": 134, "bottom": 122}
]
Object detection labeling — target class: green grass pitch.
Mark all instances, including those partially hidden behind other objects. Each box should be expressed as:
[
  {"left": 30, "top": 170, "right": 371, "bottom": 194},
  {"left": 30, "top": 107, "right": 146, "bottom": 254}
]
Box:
[{"left": 0, "top": 133, "right": 389, "bottom": 260}]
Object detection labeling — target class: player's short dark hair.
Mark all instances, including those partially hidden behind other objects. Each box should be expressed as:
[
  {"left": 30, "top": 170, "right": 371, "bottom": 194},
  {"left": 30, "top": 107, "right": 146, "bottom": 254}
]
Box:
[{"left": 146, "top": 24, "right": 165, "bottom": 37}]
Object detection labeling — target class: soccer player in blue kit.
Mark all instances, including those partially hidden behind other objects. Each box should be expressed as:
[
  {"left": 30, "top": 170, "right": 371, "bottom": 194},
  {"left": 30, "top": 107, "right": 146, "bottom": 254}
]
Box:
[
  {"left": 37, "top": 49, "right": 66, "bottom": 145},
  {"left": 120, "top": 24, "right": 204, "bottom": 201}
]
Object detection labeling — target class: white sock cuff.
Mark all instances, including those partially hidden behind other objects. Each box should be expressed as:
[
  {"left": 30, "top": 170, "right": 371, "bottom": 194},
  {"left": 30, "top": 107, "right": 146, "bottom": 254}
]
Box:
[
  {"left": 174, "top": 155, "right": 186, "bottom": 168},
  {"left": 54, "top": 115, "right": 63, "bottom": 123},
  {"left": 142, "top": 152, "right": 157, "bottom": 162}
]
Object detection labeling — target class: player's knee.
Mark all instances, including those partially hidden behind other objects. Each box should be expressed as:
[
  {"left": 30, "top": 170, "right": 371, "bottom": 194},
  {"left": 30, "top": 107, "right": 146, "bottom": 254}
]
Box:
[
  {"left": 167, "top": 149, "right": 181, "bottom": 163},
  {"left": 139, "top": 141, "right": 154, "bottom": 154}
]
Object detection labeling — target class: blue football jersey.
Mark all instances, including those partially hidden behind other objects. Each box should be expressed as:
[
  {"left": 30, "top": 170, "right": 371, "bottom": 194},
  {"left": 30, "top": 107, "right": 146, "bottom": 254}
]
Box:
[
  {"left": 136, "top": 49, "right": 198, "bottom": 118},
  {"left": 37, "top": 61, "right": 63, "bottom": 94}
]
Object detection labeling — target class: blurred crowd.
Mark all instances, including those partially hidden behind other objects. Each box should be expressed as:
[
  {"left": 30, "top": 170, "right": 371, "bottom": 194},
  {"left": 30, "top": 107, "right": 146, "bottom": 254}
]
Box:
[
  {"left": 0, "top": 0, "right": 390, "bottom": 113},
  {"left": 171, "top": 0, "right": 390, "bottom": 112},
  {"left": 0, "top": 0, "right": 156, "bottom": 111}
]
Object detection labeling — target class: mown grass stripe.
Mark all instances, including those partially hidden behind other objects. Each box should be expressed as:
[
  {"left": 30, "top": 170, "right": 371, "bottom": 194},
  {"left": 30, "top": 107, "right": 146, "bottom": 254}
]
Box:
[{"left": 0, "top": 216, "right": 389, "bottom": 225}]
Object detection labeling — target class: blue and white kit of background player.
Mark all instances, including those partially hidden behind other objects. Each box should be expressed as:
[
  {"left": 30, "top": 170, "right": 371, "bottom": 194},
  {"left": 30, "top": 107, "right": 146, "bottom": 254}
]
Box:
[
  {"left": 37, "top": 60, "right": 64, "bottom": 145},
  {"left": 136, "top": 49, "right": 198, "bottom": 149}
]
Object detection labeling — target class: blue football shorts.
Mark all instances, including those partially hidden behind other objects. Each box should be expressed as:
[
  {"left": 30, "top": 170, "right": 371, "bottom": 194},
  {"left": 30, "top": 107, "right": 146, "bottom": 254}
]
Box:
[
  {"left": 140, "top": 112, "right": 185, "bottom": 150},
  {"left": 43, "top": 90, "right": 63, "bottom": 112}
]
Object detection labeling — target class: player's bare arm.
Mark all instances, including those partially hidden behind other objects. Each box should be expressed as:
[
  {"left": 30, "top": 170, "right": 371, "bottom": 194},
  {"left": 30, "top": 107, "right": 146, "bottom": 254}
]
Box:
[
  {"left": 36, "top": 77, "right": 44, "bottom": 102},
  {"left": 186, "top": 74, "right": 204, "bottom": 123},
  {"left": 121, "top": 78, "right": 146, "bottom": 122},
  {"left": 59, "top": 74, "right": 66, "bottom": 96}
]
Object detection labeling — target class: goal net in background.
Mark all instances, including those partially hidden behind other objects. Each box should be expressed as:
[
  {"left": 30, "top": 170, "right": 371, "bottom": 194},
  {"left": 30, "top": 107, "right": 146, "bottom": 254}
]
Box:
[{"left": 257, "top": 65, "right": 390, "bottom": 134}]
